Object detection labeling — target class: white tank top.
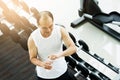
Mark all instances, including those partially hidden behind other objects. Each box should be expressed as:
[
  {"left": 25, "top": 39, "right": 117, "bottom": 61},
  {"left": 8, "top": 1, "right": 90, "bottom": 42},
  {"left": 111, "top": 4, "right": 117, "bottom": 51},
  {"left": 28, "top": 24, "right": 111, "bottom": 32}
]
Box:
[{"left": 31, "top": 25, "right": 67, "bottom": 79}]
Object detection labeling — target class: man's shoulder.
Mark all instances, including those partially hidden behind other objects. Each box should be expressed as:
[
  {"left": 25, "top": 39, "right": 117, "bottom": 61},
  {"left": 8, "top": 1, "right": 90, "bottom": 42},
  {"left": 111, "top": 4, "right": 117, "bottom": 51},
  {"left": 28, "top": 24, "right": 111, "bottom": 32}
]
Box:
[
  {"left": 54, "top": 24, "right": 63, "bottom": 31},
  {"left": 29, "top": 28, "right": 39, "bottom": 39}
]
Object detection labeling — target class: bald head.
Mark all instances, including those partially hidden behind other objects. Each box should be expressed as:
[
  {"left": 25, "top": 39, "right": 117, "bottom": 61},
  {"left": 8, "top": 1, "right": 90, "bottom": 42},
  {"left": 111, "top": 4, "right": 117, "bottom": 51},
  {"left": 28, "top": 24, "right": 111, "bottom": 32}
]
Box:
[
  {"left": 40, "top": 11, "right": 53, "bottom": 20},
  {"left": 38, "top": 11, "right": 54, "bottom": 26}
]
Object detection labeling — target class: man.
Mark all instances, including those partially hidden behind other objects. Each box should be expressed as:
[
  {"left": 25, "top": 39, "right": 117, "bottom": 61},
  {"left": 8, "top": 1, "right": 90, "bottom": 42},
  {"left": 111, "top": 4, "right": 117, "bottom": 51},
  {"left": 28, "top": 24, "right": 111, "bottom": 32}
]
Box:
[{"left": 27, "top": 11, "right": 77, "bottom": 80}]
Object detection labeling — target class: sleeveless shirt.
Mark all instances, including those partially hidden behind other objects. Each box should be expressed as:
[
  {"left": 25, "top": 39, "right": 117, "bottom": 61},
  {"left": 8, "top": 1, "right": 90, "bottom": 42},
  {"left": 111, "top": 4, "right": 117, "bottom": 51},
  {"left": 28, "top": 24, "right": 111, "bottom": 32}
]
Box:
[{"left": 31, "top": 25, "right": 67, "bottom": 79}]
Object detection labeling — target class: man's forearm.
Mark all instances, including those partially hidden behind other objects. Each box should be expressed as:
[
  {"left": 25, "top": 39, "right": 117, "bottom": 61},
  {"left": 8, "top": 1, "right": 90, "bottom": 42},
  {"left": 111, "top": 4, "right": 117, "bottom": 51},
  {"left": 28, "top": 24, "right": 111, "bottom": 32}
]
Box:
[
  {"left": 60, "top": 46, "right": 77, "bottom": 57},
  {"left": 30, "top": 58, "right": 44, "bottom": 67}
]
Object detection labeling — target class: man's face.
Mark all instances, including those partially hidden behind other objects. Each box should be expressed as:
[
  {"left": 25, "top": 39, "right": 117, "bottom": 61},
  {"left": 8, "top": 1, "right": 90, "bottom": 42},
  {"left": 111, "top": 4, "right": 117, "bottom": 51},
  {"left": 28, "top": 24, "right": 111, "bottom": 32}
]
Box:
[{"left": 39, "top": 16, "right": 53, "bottom": 35}]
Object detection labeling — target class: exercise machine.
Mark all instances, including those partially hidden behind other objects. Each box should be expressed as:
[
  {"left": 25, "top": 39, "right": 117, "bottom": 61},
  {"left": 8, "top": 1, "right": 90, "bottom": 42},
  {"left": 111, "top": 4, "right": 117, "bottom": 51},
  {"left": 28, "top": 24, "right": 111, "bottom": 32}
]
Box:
[{"left": 71, "top": 0, "right": 120, "bottom": 41}]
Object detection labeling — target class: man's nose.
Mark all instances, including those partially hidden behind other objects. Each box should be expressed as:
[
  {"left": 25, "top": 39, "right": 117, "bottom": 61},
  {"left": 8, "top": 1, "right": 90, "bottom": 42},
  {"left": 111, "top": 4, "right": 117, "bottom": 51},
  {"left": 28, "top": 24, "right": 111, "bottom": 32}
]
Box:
[{"left": 46, "top": 28, "right": 51, "bottom": 32}]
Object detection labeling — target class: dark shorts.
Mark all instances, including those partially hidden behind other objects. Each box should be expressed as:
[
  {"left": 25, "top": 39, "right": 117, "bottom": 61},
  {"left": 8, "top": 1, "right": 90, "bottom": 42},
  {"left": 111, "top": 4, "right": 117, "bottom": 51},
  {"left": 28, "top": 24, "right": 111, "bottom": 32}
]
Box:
[{"left": 36, "top": 69, "right": 75, "bottom": 80}]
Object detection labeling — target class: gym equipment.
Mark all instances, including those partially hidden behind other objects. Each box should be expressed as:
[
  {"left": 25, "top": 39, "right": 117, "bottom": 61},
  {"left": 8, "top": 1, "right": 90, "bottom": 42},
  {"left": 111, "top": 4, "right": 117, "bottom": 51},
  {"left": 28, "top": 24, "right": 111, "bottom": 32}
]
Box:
[
  {"left": 10, "top": 29, "right": 21, "bottom": 43},
  {"left": 93, "top": 54, "right": 104, "bottom": 62},
  {"left": 71, "top": 0, "right": 101, "bottom": 27},
  {"left": 76, "top": 62, "right": 89, "bottom": 78},
  {"left": 19, "top": 0, "right": 30, "bottom": 14},
  {"left": 89, "top": 72, "right": 102, "bottom": 80},
  {"left": 74, "top": 71, "right": 87, "bottom": 80},
  {"left": 0, "top": 0, "right": 9, "bottom": 12},
  {"left": 11, "top": 0, "right": 30, "bottom": 14},
  {"left": 0, "top": 23, "right": 10, "bottom": 36},
  {"left": 77, "top": 49, "right": 119, "bottom": 80},
  {"left": 67, "top": 65, "right": 77, "bottom": 80},
  {"left": 65, "top": 56, "right": 77, "bottom": 69},
  {"left": 10, "top": 28, "right": 29, "bottom": 50},
  {"left": 98, "top": 72, "right": 111, "bottom": 80},
  {"left": 78, "top": 39, "right": 89, "bottom": 52},
  {"left": 61, "top": 24, "right": 119, "bottom": 79},
  {"left": 30, "top": 7, "right": 40, "bottom": 24},
  {"left": 63, "top": 36, "right": 119, "bottom": 80},
  {"left": 20, "top": 16, "right": 37, "bottom": 31},
  {"left": 108, "top": 63, "right": 119, "bottom": 73},
  {"left": 71, "top": 0, "right": 120, "bottom": 41}
]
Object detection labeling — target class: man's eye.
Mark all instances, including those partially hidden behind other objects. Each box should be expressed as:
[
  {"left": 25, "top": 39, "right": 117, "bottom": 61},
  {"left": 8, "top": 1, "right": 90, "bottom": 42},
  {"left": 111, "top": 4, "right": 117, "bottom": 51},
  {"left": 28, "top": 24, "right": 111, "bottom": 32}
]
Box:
[{"left": 42, "top": 28, "right": 47, "bottom": 29}]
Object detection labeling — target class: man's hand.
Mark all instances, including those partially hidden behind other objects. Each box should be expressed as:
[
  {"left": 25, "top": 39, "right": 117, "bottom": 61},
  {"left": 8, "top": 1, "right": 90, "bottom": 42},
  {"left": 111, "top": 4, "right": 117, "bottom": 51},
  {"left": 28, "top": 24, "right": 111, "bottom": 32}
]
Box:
[
  {"left": 42, "top": 60, "right": 53, "bottom": 70},
  {"left": 48, "top": 54, "right": 61, "bottom": 60}
]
